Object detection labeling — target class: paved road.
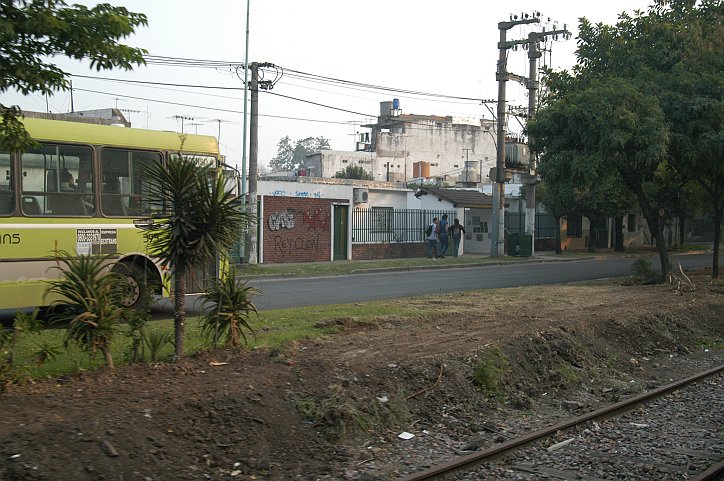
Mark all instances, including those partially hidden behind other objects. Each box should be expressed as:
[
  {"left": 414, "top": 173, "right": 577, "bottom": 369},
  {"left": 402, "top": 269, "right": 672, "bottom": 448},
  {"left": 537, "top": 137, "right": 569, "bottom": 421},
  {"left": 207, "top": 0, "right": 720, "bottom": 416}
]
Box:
[
  {"left": 188, "top": 252, "right": 713, "bottom": 312},
  {"left": 2, "top": 253, "right": 711, "bottom": 322}
]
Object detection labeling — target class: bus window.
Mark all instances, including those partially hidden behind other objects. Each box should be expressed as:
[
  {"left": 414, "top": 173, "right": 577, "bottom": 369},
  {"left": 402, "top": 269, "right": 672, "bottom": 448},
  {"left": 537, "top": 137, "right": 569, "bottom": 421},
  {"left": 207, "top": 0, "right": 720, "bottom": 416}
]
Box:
[
  {"left": 20, "top": 143, "right": 95, "bottom": 216},
  {"left": 0, "top": 151, "right": 13, "bottom": 215},
  {"left": 100, "top": 148, "right": 161, "bottom": 217}
]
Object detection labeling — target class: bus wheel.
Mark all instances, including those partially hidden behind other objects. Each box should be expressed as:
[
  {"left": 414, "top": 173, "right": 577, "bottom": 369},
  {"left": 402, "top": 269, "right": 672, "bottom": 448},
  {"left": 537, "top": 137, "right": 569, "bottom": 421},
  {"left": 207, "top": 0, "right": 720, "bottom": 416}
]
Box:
[{"left": 114, "top": 263, "right": 146, "bottom": 310}]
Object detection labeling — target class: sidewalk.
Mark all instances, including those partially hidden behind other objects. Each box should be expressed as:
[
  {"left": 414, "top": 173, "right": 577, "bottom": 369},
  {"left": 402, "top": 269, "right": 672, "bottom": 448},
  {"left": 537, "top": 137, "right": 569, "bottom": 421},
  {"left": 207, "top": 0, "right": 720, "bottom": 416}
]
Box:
[{"left": 237, "top": 246, "right": 695, "bottom": 279}]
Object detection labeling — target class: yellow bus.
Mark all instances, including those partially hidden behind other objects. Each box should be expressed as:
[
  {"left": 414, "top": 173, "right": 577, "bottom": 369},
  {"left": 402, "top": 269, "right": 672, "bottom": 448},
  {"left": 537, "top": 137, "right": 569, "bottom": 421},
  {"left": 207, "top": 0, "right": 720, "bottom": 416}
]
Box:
[{"left": 0, "top": 116, "right": 223, "bottom": 310}]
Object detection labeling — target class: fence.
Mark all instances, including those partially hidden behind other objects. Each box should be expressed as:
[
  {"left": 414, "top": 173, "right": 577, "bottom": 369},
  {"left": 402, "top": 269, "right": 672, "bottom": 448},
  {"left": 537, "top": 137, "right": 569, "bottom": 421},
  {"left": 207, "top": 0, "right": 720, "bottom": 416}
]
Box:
[
  {"left": 505, "top": 211, "right": 557, "bottom": 239},
  {"left": 685, "top": 217, "right": 721, "bottom": 243},
  {"left": 352, "top": 208, "right": 456, "bottom": 244}
]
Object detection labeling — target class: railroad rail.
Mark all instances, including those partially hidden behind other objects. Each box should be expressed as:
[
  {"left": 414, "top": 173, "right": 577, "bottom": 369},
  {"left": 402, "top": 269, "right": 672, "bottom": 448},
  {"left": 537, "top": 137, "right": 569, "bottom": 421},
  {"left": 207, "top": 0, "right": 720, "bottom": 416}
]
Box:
[{"left": 397, "top": 364, "right": 724, "bottom": 481}]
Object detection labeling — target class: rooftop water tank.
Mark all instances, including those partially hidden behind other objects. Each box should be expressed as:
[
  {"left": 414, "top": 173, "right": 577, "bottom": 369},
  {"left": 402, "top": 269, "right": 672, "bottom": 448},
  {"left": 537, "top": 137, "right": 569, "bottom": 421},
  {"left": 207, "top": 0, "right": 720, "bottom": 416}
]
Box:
[{"left": 380, "top": 101, "right": 393, "bottom": 116}]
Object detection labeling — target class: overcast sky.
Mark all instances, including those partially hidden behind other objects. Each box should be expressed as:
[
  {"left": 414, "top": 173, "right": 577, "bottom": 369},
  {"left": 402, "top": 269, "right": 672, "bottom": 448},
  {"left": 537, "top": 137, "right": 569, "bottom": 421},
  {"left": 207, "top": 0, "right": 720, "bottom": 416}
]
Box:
[{"left": 2, "top": 0, "right": 654, "bottom": 171}]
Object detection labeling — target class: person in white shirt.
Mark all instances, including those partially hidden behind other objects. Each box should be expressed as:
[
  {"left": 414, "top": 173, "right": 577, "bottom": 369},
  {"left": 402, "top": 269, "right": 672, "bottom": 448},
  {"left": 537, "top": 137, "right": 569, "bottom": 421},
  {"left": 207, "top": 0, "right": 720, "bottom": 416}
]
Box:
[{"left": 426, "top": 217, "right": 439, "bottom": 258}]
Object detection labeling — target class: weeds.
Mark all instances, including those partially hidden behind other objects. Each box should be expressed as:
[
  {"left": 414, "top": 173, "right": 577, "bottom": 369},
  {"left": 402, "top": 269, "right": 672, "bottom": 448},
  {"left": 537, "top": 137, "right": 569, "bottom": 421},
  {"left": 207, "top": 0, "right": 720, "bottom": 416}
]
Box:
[
  {"left": 471, "top": 347, "right": 509, "bottom": 396},
  {"left": 550, "top": 363, "right": 581, "bottom": 388},
  {"left": 144, "top": 331, "right": 173, "bottom": 361},
  {"left": 124, "top": 288, "right": 154, "bottom": 363},
  {"left": 294, "top": 384, "right": 409, "bottom": 440},
  {"left": 695, "top": 337, "right": 724, "bottom": 351},
  {"left": 0, "top": 310, "right": 59, "bottom": 389},
  {"left": 625, "top": 258, "right": 659, "bottom": 285}
]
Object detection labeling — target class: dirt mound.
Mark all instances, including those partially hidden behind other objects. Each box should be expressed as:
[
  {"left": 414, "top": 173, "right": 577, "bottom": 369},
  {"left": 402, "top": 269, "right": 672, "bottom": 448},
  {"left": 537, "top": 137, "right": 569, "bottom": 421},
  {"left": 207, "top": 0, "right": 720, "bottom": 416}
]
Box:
[{"left": 0, "top": 272, "right": 722, "bottom": 480}]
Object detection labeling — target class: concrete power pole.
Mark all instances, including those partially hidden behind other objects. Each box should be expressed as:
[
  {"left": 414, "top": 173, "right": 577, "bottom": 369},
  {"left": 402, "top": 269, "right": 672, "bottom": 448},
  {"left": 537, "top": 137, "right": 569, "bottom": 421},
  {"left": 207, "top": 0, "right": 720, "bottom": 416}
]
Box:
[
  {"left": 490, "top": 15, "right": 539, "bottom": 257},
  {"left": 524, "top": 26, "right": 570, "bottom": 256},
  {"left": 245, "top": 62, "right": 259, "bottom": 265},
  {"left": 524, "top": 32, "right": 541, "bottom": 256}
]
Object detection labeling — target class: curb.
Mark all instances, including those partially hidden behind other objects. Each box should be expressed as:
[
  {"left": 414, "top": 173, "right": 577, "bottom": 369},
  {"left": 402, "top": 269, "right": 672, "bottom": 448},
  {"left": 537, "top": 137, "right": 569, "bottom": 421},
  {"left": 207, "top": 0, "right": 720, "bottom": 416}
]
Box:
[
  {"left": 239, "top": 249, "right": 707, "bottom": 280},
  {"left": 348, "top": 255, "right": 590, "bottom": 275}
]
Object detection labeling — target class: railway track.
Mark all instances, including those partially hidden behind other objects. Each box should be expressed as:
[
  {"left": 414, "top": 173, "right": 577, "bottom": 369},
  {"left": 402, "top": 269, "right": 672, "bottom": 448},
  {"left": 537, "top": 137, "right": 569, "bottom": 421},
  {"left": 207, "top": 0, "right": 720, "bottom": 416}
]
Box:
[{"left": 396, "top": 364, "right": 724, "bottom": 481}]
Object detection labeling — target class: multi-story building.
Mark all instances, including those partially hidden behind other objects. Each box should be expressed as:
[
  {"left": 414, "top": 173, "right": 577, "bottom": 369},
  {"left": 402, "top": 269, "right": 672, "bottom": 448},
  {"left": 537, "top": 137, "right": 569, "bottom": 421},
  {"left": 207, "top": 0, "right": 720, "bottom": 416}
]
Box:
[{"left": 305, "top": 100, "right": 497, "bottom": 185}]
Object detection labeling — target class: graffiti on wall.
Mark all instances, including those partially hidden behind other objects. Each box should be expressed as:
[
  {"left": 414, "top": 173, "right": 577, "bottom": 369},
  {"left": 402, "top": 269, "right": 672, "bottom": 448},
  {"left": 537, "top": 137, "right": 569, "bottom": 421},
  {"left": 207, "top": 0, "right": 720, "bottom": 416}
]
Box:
[
  {"left": 267, "top": 207, "right": 331, "bottom": 260},
  {"left": 268, "top": 211, "right": 296, "bottom": 231},
  {"left": 268, "top": 189, "right": 322, "bottom": 198}
]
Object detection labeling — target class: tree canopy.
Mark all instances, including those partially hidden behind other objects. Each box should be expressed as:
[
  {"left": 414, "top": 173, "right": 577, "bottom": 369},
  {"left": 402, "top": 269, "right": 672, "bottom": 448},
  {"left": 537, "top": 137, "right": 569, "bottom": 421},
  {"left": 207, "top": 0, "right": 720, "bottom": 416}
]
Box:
[
  {"left": 269, "top": 136, "right": 330, "bottom": 172},
  {"left": 529, "top": 0, "right": 723, "bottom": 278},
  {"left": 334, "top": 164, "right": 373, "bottom": 180},
  {"left": 0, "top": 0, "right": 148, "bottom": 151}
]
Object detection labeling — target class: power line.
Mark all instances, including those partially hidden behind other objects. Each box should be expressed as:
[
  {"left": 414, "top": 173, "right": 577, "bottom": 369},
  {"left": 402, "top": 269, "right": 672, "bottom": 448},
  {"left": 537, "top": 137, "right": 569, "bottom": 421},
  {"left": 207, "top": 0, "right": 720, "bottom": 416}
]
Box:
[
  {"left": 71, "top": 87, "right": 362, "bottom": 126},
  {"left": 71, "top": 73, "right": 243, "bottom": 91},
  {"left": 141, "top": 54, "right": 489, "bottom": 103},
  {"left": 262, "top": 90, "right": 376, "bottom": 117},
  {"left": 279, "top": 67, "right": 483, "bottom": 102},
  {"left": 73, "top": 86, "right": 491, "bottom": 136}
]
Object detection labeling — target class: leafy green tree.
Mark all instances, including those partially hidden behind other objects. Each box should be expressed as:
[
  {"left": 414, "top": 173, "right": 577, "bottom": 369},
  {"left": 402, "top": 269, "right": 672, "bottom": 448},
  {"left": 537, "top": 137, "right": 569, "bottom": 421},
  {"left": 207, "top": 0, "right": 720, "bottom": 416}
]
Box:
[
  {"left": 529, "top": 77, "right": 670, "bottom": 276},
  {"left": 142, "top": 155, "right": 251, "bottom": 360},
  {"left": 334, "top": 164, "right": 373, "bottom": 180},
  {"left": 0, "top": 1, "right": 148, "bottom": 152},
  {"left": 571, "top": 0, "right": 723, "bottom": 277},
  {"left": 45, "top": 251, "right": 130, "bottom": 368},
  {"left": 269, "top": 136, "right": 330, "bottom": 172},
  {"left": 535, "top": 179, "right": 572, "bottom": 255}
]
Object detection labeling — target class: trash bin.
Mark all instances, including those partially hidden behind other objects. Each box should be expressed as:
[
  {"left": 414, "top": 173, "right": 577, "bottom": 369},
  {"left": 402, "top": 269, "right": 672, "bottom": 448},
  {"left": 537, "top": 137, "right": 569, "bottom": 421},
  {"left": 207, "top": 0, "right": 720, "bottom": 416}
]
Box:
[
  {"left": 508, "top": 233, "right": 521, "bottom": 256},
  {"left": 508, "top": 233, "right": 532, "bottom": 257},
  {"left": 519, "top": 234, "right": 532, "bottom": 256}
]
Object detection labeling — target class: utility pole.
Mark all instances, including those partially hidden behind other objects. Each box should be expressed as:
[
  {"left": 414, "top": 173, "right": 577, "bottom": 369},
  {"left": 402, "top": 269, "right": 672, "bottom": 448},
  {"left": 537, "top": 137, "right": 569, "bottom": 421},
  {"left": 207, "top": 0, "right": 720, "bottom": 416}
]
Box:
[
  {"left": 490, "top": 14, "right": 539, "bottom": 257},
  {"left": 241, "top": 0, "right": 251, "bottom": 197},
  {"left": 525, "top": 25, "right": 570, "bottom": 256},
  {"left": 249, "top": 63, "right": 259, "bottom": 202},
  {"left": 244, "top": 62, "right": 276, "bottom": 265},
  {"left": 245, "top": 62, "right": 259, "bottom": 264},
  {"left": 525, "top": 32, "right": 541, "bottom": 256}
]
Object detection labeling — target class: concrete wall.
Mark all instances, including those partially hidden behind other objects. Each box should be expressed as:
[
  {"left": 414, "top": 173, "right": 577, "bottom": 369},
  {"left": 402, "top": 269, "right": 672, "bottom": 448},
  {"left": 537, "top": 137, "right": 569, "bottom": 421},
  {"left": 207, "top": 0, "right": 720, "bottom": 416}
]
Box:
[
  {"left": 305, "top": 150, "right": 376, "bottom": 179},
  {"left": 258, "top": 178, "right": 353, "bottom": 200},
  {"left": 307, "top": 117, "right": 497, "bottom": 185},
  {"left": 374, "top": 119, "right": 496, "bottom": 184}
]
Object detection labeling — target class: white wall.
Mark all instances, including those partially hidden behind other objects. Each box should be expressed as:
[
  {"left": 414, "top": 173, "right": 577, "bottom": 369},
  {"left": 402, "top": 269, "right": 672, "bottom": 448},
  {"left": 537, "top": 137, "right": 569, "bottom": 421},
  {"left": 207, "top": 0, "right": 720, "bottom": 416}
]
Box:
[
  {"left": 374, "top": 119, "right": 497, "bottom": 184},
  {"left": 257, "top": 178, "right": 353, "bottom": 201}
]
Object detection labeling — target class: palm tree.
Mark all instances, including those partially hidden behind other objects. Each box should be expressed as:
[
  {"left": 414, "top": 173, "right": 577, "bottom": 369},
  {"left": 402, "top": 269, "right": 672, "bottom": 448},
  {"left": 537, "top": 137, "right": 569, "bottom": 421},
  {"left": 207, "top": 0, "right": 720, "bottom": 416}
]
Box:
[{"left": 143, "top": 155, "right": 250, "bottom": 360}]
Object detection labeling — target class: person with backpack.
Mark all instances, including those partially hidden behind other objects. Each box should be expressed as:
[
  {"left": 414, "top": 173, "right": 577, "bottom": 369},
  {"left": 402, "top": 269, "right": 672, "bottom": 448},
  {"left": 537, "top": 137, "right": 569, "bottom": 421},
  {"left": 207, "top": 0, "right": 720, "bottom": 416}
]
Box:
[
  {"left": 425, "top": 217, "right": 439, "bottom": 258},
  {"left": 437, "top": 214, "right": 449, "bottom": 258},
  {"left": 448, "top": 217, "right": 466, "bottom": 257}
]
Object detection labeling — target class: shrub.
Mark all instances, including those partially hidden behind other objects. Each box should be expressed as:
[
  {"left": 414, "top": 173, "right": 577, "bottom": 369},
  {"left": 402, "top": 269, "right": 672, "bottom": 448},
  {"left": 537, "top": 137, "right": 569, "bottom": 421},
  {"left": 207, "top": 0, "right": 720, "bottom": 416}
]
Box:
[
  {"left": 628, "top": 258, "right": 659, "bottom": 284},
  {"left": 45, "top": 251, "right": 130, "bottom": 368},
  {"left": 200, "top": 265, "right": 260, "bottom": 348}
]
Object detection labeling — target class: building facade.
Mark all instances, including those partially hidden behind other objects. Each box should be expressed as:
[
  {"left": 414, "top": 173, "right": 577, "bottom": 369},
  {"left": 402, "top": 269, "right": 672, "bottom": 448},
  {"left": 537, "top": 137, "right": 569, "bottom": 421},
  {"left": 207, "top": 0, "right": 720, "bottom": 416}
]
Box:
[{"left": 303, "top": 100, "right": 497, "bottom": 185}]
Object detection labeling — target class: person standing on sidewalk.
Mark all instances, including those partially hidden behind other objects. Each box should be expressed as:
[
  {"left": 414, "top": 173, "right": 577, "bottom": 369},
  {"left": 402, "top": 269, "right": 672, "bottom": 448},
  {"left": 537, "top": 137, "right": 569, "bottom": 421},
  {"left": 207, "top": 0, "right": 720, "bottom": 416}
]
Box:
[
  {"left": 448, "top": 218, "right": 466, "bottom": 257},
  {"left": 438, "top": 214, "right": 449, "bottom": 258},
  {"left": 426, "top": 217, "right": 439, "bottom": 258}
]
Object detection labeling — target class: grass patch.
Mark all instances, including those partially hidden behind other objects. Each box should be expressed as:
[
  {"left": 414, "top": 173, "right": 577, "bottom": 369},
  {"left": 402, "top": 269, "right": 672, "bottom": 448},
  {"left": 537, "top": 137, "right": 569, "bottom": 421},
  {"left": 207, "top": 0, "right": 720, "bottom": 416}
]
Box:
[
  {"left": 471, "top": 346, "right": 509, "bottom": 397},
  {"left": 669, "top": 244, "right": 710, "bottom": 253},
  {"left": 4, "top": 300, "right": 425, "bottom": 381},
  {"left": 695, "top": 337, "right": 724, "bottom": 351}
]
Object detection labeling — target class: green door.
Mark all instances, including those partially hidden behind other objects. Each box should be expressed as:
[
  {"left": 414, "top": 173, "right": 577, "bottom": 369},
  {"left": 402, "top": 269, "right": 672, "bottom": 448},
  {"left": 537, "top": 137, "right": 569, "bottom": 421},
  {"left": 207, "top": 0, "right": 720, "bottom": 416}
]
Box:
[{"left": 333, "top": 204, "right": 348, "bottom": 260}]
